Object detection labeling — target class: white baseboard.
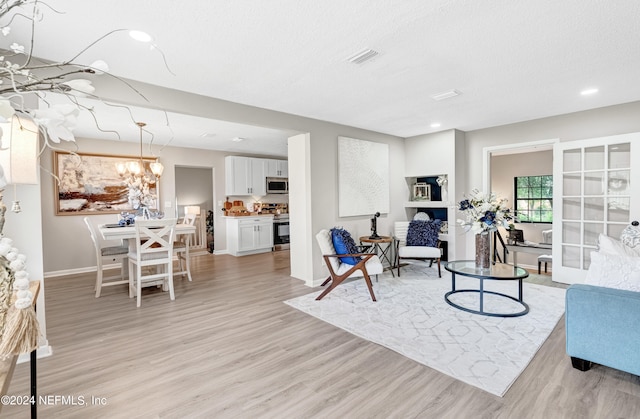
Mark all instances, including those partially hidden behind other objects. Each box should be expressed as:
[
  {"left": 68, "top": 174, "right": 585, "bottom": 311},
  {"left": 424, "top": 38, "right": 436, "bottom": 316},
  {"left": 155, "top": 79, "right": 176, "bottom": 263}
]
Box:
[
  {"left": 44, "top": 265, "right": 108, "bottom": 279},
  {"left": 17, "top": 343, "right": 53, "bottom": 364}
]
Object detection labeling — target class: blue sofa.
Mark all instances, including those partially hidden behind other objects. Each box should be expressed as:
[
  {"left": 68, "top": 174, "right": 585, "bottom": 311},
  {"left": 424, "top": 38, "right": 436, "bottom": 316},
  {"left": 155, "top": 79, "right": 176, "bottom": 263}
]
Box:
[{"left": 565, "top": 284, "right": 640, "bottom": 375}]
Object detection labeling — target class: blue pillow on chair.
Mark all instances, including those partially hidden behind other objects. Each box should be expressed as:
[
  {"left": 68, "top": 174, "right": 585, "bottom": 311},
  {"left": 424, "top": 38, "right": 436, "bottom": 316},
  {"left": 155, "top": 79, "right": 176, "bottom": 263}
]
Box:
[
  {"left": 330, "top": 228, "right": 361, "bottom": 265},
  {"left": 406, "top": 219, "right": 442, "bottom": 247}
]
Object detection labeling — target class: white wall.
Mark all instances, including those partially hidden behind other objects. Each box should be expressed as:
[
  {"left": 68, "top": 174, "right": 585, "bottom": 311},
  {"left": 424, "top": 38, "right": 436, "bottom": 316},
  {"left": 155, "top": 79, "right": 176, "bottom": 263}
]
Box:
[
  {"left": 5, "top": 179, "right": 50, "bottom": 355},
  {"left": 464, "top": 101, "right": 640, "bottom": 195}
]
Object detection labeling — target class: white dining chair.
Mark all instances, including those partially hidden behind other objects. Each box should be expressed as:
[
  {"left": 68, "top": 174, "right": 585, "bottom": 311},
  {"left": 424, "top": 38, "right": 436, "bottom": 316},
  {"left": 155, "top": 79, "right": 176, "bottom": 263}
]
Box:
[
  {"left": 174, "top": 213, "right": 197, "bottom": 281},
  {"left": 128, "top": 218, "right": 177, "bottom": 307},
  {"left": 84, "top": 217, "right": 129, "bottom": 297}
]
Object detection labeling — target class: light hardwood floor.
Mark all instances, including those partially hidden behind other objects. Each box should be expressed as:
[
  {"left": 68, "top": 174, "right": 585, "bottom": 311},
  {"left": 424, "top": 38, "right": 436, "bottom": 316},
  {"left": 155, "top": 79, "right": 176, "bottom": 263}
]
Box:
[{"left": 4, "top": 252, "right": 640, "bottom": 418}]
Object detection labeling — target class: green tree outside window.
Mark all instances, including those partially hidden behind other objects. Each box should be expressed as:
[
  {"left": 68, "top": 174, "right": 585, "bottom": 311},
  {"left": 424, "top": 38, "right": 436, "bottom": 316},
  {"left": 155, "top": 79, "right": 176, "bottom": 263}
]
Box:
[{"left": 514, "top": 175, "right": 553, "bottom": 223}]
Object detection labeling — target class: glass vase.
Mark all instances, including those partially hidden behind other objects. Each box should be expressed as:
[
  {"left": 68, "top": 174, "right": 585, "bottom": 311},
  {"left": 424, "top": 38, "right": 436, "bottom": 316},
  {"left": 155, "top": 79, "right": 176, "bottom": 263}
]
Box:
[{"left": 475, "top": 232, "right": 491, "bottom": 269}]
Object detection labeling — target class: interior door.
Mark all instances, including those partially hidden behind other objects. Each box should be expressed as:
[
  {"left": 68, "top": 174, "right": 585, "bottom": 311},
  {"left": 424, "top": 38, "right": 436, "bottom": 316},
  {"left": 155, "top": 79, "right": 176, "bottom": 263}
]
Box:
[{"left": 552, "top": 133, "right": 639, "bottom": 284}]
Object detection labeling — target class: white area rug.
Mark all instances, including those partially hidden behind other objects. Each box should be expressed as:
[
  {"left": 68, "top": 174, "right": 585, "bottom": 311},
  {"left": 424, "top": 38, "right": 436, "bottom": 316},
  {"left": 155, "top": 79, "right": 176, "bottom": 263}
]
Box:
[{"left": 284, "top": 263, "right": 566, "bottom": 397}]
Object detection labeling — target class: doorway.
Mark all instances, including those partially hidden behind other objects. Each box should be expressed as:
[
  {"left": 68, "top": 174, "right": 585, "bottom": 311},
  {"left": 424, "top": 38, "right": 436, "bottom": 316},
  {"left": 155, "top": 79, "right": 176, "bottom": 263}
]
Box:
[
  {"left": 175, "top": 166, "right": 214, "bottom": 253},
  {"left": 483, "top": 139, "right": 557, "bottom": 270}
]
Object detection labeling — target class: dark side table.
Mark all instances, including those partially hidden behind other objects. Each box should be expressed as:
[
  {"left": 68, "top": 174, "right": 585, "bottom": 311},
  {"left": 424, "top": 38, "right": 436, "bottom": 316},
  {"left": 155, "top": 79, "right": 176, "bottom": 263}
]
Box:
[{"left": 359, "top": 236, "right": 396, "bottom": 277}]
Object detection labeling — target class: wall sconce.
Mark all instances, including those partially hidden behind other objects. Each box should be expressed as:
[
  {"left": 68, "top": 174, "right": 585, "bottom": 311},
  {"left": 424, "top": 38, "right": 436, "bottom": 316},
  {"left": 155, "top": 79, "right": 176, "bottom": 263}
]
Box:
[{"left": 0, "top": 114, "right": 39, "bottom": 214}]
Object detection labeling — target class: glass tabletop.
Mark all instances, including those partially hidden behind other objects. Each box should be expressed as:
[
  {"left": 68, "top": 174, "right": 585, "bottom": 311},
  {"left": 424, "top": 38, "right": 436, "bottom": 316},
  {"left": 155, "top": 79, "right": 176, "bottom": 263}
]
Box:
[{"left": 444, "top": 260, "right": 529, "bottom": 280}]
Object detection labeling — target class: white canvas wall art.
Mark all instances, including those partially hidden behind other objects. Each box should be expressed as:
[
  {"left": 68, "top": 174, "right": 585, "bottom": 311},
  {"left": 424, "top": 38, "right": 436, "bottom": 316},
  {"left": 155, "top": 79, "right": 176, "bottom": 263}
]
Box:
[{"left": 338, "top": 136, "right": 389, "bottom": 217}]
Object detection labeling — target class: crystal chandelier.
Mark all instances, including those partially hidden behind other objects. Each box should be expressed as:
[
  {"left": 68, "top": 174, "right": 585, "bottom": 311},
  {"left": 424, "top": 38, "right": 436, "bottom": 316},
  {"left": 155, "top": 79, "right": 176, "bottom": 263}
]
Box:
[{"left": 116, "top": 122, "right": 164, "bottom": 212}]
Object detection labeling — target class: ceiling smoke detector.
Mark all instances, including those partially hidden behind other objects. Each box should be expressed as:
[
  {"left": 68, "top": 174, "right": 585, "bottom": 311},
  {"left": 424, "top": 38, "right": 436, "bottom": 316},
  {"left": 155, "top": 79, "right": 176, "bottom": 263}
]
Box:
[
  {"left": 430, "top": 89, "right": 461, "bottom": 101},
  {"left": 347, "top": 48, "right": 379, "bottom": 64}
]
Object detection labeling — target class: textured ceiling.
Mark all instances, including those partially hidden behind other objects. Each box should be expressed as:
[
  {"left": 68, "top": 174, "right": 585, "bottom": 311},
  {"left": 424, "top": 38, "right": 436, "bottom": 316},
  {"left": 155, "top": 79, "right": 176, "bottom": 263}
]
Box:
[{"left": 3, "top": 0, "right": 640, "bottom": 154}]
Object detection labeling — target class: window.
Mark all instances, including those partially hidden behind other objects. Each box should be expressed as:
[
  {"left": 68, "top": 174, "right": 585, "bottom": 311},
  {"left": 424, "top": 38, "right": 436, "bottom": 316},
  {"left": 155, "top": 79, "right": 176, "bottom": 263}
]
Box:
[{"left": 514, "top": 175, "right": 553, "bottom": 223}]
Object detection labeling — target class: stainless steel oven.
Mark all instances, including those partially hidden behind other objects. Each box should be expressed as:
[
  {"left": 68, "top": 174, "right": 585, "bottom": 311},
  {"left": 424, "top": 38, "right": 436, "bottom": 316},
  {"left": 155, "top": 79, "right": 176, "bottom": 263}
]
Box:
[{"left": 273, "top": 214, "right": 290, "bottom": 250}]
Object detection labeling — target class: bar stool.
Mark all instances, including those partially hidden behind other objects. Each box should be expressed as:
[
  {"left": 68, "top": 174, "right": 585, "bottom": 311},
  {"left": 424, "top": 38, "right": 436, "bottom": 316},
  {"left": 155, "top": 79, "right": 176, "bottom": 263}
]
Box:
[{"left": 538, "top": 254, "right": 552, "bottom": 274}]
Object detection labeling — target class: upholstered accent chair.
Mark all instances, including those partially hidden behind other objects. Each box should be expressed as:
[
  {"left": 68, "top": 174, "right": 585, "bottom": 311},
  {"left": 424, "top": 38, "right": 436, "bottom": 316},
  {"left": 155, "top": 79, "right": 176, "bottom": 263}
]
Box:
[
  {"left": 394, "top": 221, "right": 442, "bottom": 277},
  {"left": 315, "top": 229, "right": 383, "bottom": 301}
]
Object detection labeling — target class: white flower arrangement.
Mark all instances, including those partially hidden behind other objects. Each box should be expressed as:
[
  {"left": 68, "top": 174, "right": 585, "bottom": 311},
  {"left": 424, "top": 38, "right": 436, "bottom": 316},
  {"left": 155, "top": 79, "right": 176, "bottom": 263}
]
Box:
[{"left": 457, "top": 189, "right": 513, "bottom": 234}]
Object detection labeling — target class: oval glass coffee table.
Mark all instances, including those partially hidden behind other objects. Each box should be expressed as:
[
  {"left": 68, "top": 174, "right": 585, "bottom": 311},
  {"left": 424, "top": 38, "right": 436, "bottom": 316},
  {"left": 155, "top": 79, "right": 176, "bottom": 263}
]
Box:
[{"left": 444, "top": 260, "right": 530, "bottom": 317}]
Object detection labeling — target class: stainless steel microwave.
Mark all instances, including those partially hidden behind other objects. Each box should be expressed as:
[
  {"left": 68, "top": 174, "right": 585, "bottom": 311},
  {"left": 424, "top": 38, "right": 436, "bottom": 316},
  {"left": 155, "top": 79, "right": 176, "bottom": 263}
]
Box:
[{"left": 266, "top": 177, "right": 288, "bottom": 194}]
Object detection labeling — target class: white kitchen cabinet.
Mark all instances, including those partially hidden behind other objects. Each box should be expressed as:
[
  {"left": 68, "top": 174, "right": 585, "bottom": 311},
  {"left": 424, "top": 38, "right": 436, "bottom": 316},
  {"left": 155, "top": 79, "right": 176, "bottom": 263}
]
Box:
[
  {"left": 225, "top": 156, "right": 267, "bottom": 196},
  {"left": 226, "top": 216, "right": 274, "bottom": 256},
  {"left": 266, "top": 159, "right": 288, "bottom": 178}
]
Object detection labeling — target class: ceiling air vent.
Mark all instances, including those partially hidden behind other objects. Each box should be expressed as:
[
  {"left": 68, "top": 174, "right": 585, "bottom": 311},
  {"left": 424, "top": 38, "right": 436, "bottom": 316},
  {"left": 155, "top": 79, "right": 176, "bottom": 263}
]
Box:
[
  {"left": 430, "top": 89, "right": 461, "bottom": 101},
  {"left": 347, "top": 48, "right": 379, "bottom": 64}
]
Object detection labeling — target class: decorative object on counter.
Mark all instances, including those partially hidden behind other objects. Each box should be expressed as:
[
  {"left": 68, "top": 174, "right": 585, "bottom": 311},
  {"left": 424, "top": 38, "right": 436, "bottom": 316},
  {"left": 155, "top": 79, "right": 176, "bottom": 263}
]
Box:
[
  {"left": 116, "top": 122, "right": 163, "bottom": 219},
  {"left": 226, "top": 199, "right": 250, "bottom": 216},
  {"left": 260, "top": 202, "right": 289, "bottom": 215},
  {"left": 413, "top": 182, "right": 431, "bottom": 201},
  {"left": 436, "top": 175, "right": 448, "bottom": 202},
  {"left": 458, "top": 189, "right": 513, "bottom": 269},
  {"left": 222, "top": 197, "right": 232, "bottom": 216},
  {"left": 119, "top": 211, "right": 136, "bottom": 226},
  {"left": 369, "top": 211, "right": 381, "bottom": 239}
]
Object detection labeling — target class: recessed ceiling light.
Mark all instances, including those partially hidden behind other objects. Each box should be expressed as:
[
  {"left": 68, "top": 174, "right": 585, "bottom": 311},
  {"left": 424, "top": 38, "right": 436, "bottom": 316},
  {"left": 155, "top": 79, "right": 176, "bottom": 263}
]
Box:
[
  {"left": 129, "top": 30, "right": 153, "bottom": 43},
  {"left": 430, "top": 123, "right": 441, "bottom": 128},
  {"left": 430, "top": 89, "right": 461, "bottom": 101},
  {"left": 581, "top": 88, "right": 599, "bottom": 96},
  {"left": 232, "top": 137, "right": 245, "bottom": 142},
  {"left": 200, "top": 132, "right": 216, "bottom": 138}
]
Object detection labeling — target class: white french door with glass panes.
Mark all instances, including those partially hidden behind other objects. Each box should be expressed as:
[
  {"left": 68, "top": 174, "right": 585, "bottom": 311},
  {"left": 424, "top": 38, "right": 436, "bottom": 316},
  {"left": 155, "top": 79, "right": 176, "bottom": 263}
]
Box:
[{"left": 552, "top": 133, "right": 639, "bottom": 284}]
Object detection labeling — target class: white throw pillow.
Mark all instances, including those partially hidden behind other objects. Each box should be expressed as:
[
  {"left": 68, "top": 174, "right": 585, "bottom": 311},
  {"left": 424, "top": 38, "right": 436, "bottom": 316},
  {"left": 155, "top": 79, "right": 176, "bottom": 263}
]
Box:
[
  {"left": 585, "top": 251, "right": 640, "bottom": 292},
  {"left": 597, "top": 234, "right": 640, "bottom": 257},
  {"left": 413, "top": 212, "right": 430, "bottom": 221}
]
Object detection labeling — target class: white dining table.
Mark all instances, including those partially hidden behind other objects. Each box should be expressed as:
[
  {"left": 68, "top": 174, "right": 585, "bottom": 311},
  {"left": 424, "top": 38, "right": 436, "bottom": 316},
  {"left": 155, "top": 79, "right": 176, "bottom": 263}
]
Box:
[
  {"left": 99, "top": 222, "right": 196, "bottom": 244},
  {"left": 99, "top": 222, "right": 197, "bottom": 281}
]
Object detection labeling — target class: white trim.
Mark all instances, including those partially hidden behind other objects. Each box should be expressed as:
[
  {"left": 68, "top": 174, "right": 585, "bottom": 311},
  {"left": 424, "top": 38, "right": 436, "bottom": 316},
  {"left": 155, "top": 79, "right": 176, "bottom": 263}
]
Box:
[
  {"left": 44, "top": 264, "right": 121, "bottom": 279},
  {"left": 17, "top": 343, "right": 53, "bottom": 364},
  {"left": 482, "top": 138, "right": 559, "bottom": 192}
]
